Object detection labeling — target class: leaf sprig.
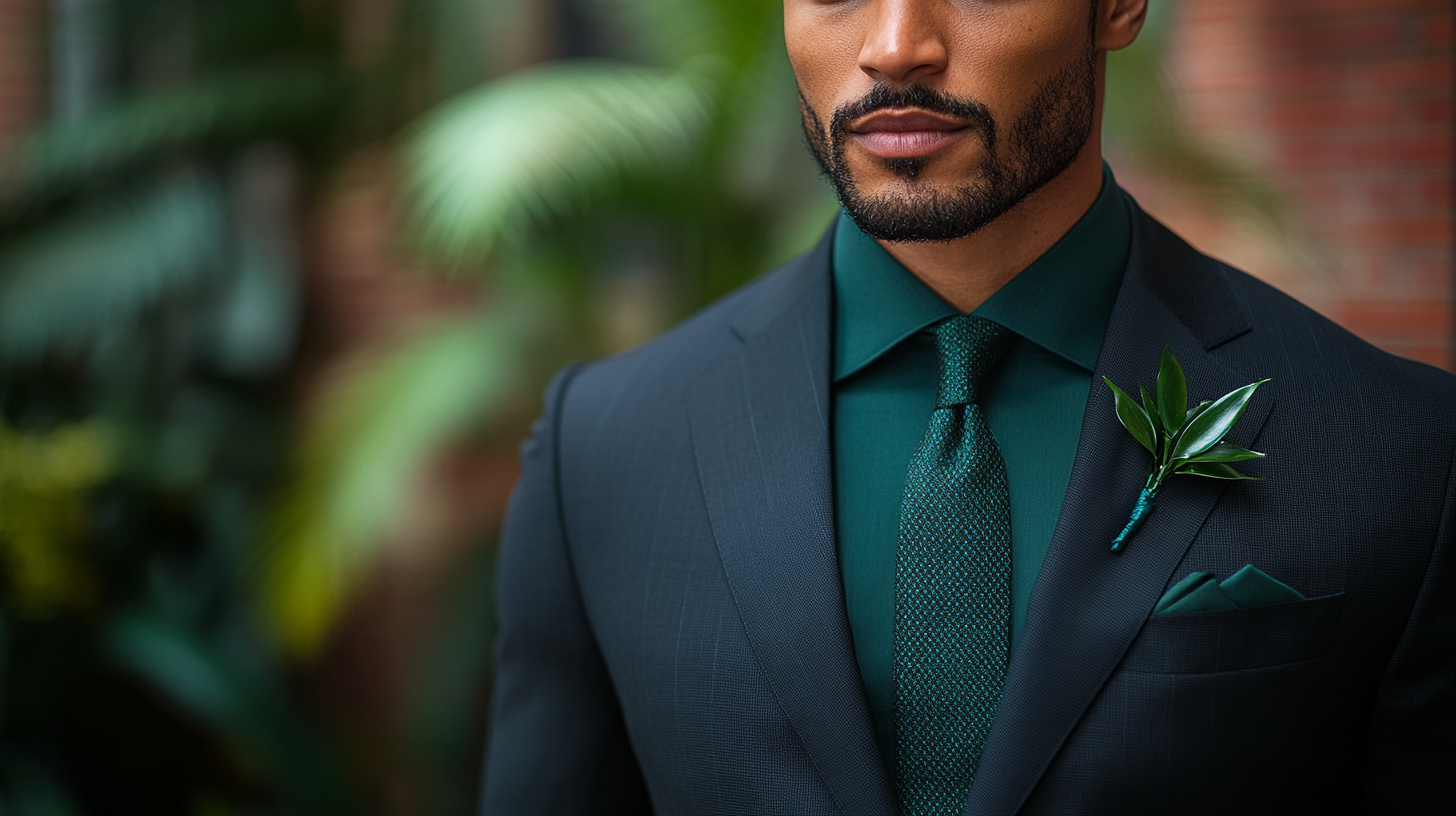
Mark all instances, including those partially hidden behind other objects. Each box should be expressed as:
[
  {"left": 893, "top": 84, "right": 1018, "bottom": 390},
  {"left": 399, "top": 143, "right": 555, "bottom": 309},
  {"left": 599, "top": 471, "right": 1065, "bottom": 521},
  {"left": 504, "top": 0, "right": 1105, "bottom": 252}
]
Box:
[{"left": 1103, "top": 347, "right": 1268, "bottom": 551}]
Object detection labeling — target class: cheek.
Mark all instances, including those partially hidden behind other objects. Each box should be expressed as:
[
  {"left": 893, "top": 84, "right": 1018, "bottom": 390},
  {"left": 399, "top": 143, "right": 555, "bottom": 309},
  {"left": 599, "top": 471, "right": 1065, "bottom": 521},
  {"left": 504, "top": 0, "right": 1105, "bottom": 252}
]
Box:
[
  {"left": 944, "top": 7, "right": 1089, "bottom": 110},
  {"left": 783, "top": 3, "right": 867, "bottom": 120}
]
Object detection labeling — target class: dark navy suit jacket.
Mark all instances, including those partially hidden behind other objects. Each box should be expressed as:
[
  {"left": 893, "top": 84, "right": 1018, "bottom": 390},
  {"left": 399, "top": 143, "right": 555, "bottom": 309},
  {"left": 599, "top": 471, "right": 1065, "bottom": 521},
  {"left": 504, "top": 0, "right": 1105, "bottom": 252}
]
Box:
[{"left": 481, "top": 201, "right": 1456, "bottom": 815}]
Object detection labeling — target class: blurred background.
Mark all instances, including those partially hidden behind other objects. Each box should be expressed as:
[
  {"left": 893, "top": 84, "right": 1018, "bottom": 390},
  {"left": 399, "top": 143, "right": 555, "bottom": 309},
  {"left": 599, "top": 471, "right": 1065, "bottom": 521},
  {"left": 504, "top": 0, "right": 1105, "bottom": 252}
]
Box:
[{"left": 0, "top": 0, "right": 1449, "bottom": 813}]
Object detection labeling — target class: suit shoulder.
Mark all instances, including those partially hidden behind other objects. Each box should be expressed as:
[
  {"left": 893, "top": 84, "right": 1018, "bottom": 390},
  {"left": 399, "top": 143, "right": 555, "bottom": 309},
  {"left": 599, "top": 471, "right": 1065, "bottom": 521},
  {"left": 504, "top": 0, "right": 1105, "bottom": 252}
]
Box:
[
  {"left": 1217, "top": 262, "right": 1456, "bottom": 414},
  {"left": 555, "top": 235, "right": 831, "bottom": 419}
]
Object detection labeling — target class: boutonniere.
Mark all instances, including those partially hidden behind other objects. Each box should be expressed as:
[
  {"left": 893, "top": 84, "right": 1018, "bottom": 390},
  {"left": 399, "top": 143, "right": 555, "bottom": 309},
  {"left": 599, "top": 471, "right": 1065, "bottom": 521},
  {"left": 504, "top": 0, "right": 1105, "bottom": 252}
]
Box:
[{"left": 1103, "top": 347, "right": 1268, "bottom": 552}]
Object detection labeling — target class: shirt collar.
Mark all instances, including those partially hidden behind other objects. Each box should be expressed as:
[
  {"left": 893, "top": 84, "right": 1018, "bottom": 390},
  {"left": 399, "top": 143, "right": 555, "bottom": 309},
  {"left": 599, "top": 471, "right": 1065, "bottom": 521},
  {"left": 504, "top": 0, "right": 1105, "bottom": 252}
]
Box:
[{"left": 833, "top": 163, "right": 1131, "bottom": 382}]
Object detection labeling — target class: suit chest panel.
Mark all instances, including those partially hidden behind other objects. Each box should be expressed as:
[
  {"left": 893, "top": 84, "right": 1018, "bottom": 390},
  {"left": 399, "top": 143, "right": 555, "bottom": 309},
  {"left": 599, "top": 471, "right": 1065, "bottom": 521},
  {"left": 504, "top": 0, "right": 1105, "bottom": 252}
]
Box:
[{"left": 559, "top": 427, "right": 821, "bottom": 800}]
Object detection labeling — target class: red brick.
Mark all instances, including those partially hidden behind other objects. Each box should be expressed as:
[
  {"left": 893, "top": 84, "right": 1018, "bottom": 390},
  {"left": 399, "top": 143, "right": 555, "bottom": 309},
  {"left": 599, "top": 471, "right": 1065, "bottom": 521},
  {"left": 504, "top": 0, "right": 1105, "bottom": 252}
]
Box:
[
  {"left": 1348, "top": 136, "right": 1453, "bottom": 166},
  {"left": 1361, "top": 178, "right": 1414, "bottom": 211},
  {"left": 1357, "top": 57, "right": 1455, "bottom": 93},
  {"left": 1354, "top": 216, "right": 1454, "bottom": 248},
  {"left": 1413, "top": 255, "right": 1455, "bottom": 290},
  {"left": 1269, "top": 98, "right": 1408, "bottom": 132},
  {"left": 1278, "top": 136, "right": 1452, "bottom": 172},
  {"left": 0, "top": 0, "right": 42, "bottom": 144},
  {"left": 1355, "top": 251, "right": 1454, "bottom": 296},
  {"left": 1331, "top": 299, "right": 1453, "bottom": 338},
  {"left": 1265, "top": 63, "right": 1347, "bottom": 94},
  {"left": 1417, "top": 96, "right": 1453, "bottom": 126},
  {"left": 1296, "top": 178, "right": 1343, "bottom": 202},
  {"left": 1423, "top": 14, "right": 1454, "bottom": 47},
  {"left": 1274, "top": 139, "right": 1335, "bottom": 170},
  {"left": 1275, "top": 0, "right": 1442, "bottom": 17},
  {"left": 1384, "top": 343, "right": 1454, "bottom": 370},
  {"left": 1420, "top": 176, "right": 1453, "bottom": 210},
  {"left": 1264, "top": 18, "right": 1410, "bottom": 58}
]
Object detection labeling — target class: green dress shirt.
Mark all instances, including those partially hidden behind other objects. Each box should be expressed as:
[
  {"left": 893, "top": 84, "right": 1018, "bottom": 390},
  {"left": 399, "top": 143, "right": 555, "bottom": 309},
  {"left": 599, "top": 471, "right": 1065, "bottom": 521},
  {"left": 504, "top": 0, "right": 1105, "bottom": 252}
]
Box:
[{"left": 832, "top": 167, "right": 1131, "bottom": 763}]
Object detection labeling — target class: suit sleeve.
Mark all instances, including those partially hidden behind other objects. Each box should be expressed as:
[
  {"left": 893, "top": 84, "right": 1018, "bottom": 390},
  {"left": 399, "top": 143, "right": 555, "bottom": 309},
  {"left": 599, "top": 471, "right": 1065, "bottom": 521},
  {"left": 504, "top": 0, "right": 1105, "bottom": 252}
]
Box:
[
  {"left": 480, "top": 365, "right": 653, "bottom": 816},
  {"left": 1359, "top": 448, "right": 1456, "bottom": 815}
]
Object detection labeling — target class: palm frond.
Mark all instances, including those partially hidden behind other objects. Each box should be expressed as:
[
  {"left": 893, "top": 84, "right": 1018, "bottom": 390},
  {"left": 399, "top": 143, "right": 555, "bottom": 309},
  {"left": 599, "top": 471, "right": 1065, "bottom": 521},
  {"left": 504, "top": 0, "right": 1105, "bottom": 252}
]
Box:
[
  {"left": 0, "top": 174, "right": 226, "bottom": 361},
  {"left": 1, "top": 66, "right": 338, "bottom": 214},
  {"left": 404, "top": 60, "right": 715, "bottom": 264},
  {"left": 261, "top": 311, "right": 530, "bottom": 654}
]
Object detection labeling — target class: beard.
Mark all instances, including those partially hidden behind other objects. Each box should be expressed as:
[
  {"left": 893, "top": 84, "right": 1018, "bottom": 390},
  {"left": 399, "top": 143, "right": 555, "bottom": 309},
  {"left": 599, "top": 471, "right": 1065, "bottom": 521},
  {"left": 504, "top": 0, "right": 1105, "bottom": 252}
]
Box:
[{"left": 800, "top": 47, "right": 1098, "bottom": 244}]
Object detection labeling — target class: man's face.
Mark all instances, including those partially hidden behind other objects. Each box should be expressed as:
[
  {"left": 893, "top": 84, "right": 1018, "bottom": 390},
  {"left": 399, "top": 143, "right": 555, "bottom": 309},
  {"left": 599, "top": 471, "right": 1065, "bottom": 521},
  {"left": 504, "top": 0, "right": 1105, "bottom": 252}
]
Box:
[{"left": 786, "top": 0, "right": 1102, "bottom": 243}]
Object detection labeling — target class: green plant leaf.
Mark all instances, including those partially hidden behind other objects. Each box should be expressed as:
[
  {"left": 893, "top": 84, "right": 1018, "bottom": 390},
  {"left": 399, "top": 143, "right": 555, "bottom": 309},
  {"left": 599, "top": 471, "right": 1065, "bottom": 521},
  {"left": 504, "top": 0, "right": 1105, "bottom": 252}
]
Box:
[
  {"left": 2, "top": 66, "right": 338, "bottom": 214},
  {"left": 1168, "top": 399, "right": 1214, "bottom": 456},
  {"left": 0, "top": 174, "right": 225, "bottom": 360},
  {"left": 261, "top": 309, "right": 533, "bottom": 654},
  {"left": 107, "top": 610, "right": 244, "bottom": 729},
  {"left": 1183, "top": 442, "right": 1265, "bottom": 464},
  {"left": 1170, "top": 380, "right": 1268, "bottom": 461},
  {"left": 1183, "top": 399, "right": 1212, "bottom": 427},
  {"left": 1139, "top": 383, "right": 1158, "bottom": 417},
  {"left": 1156, "top": 346, "right": 1187, "bottom": 436},
  {"left": 1175, "top": 461, "right": 1263, "bottom": 480},
  {"left": 405, "top": 60, "right": 714, "bottom": 263},
  {"left": 1104, "top": 376, "right": 1156, "bottom": 455}
]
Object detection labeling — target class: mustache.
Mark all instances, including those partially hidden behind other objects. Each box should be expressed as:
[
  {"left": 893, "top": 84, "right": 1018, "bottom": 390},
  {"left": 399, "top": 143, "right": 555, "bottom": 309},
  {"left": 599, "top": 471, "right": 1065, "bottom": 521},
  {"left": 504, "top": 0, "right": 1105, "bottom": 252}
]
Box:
[{"left": 830, "top": 84, "right": 997, "bottom": 140}]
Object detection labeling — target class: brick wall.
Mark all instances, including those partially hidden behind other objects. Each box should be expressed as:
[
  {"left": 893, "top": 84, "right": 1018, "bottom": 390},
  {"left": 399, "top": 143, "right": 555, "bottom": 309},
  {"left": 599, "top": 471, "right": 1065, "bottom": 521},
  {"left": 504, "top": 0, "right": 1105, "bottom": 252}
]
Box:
[
  {"left": 1168, "top": 0, "right": 1453, "bottom": 369},
  {"left": 0, "top": 0, "right": 44, "bottom": 146}
]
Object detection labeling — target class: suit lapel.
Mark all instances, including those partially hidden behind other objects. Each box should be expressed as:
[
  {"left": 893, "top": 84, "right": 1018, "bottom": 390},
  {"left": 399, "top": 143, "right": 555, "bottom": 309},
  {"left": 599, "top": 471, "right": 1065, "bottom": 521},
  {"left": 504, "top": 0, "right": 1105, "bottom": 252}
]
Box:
[
  {"left": 965, "top": 204, "right": 1275, "bottom": 816},
  {"left": 689, "top": 231, "right": 898, "bottom": 815}
]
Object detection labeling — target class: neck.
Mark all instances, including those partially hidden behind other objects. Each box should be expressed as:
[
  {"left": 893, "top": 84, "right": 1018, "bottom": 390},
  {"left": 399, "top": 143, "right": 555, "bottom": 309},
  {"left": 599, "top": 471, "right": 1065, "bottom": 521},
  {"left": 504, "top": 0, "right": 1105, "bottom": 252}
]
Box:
[{"left": 876, "top": 141, "right": 1106, "bottom": 314}]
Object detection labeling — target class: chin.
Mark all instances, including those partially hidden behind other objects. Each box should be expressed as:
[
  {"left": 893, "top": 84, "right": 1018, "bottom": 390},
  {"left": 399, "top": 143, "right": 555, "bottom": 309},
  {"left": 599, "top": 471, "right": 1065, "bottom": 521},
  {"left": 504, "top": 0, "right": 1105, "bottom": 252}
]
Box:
[{"left": 861, "top": 167, "right": 989, "bottom": 201}]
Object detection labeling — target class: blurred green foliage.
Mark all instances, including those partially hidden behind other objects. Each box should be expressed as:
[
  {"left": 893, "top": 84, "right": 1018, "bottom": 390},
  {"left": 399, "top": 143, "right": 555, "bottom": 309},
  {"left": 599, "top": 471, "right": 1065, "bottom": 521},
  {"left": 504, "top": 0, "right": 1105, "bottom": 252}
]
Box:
[
  {"left": 2, "top": 1, "right": 425, "bottom": 812},
  {"left": 0, "top": 0, "right": 830, "bottom": 811},
  {"left": 0, "top": 0, "right": 1275, "bottom": 812},
  {"left": 269, "top": 0, "right": 838, "bottom": 656}
]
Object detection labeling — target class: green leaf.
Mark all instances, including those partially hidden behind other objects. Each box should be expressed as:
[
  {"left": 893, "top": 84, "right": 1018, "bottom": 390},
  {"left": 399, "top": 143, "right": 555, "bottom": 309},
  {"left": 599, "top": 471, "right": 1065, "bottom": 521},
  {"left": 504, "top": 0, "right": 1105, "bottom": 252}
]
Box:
[
  {"left": 405, "top": 60, "right": 714, "bottom": 263},
  {"left": 2, "top": 67, "right": 338, "bottom": 213},
  {"left": 1170, "top": 379, "right": 1268, "bottom": 461},
  {"left": 1183, "top": 442, "right": 1265, "bottom": 464},
  {"left": 1175, "top": 461, "right": 1263, "bottom": 480},
  {"left": 0, "top": 174, "right": 225, "bottom": 360},
  {"left": 1139, "top": 383, "right": 1158, "bottom": 417},
  {"left": 1183, "top": 399, "right": 1212, "bottom": 427},
  {"left": 107, "top": 611, "right": 244, "bottom": 729},
  {"left": 1156, "top": 346, "right": 1187, "bottom": 436},
  {"left": 261, "top": 309, "right": 533, "bottom": 654},
  {"left": 1168, "top": 400, "right": 1214, "bottom": 456},
  {"left": 1104, "top": 376, "right": 1157, "bottom": 455}
]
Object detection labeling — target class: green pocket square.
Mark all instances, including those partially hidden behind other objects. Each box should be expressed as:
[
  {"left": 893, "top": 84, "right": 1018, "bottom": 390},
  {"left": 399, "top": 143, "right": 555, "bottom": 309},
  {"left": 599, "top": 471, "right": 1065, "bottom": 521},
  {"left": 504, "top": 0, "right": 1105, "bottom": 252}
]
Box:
[{"left": 1153, "top": 564, "right": 1304, "bottom": 615}]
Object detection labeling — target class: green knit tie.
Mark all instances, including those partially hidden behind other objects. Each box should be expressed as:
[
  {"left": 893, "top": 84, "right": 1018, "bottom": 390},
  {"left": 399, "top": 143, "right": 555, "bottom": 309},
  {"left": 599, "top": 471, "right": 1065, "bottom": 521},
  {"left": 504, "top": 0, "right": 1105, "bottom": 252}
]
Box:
[{"left": 894, "top": 314, "right": 1014, "bottom": 816}]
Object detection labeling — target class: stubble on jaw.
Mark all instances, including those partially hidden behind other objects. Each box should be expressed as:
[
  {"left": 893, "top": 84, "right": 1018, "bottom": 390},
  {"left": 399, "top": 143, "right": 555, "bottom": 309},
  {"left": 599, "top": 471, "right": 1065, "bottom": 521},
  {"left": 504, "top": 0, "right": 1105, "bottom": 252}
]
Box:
[{"left": 798, "top": 44, "right": 1099, "bottom": 244}]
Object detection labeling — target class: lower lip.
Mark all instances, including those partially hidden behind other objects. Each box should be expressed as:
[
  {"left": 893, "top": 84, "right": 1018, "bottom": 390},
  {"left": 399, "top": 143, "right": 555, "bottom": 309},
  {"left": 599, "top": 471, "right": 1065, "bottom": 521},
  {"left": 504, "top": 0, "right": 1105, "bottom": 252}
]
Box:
[{"left": 851, "top": 129, "right": 964, "bottom": 159}]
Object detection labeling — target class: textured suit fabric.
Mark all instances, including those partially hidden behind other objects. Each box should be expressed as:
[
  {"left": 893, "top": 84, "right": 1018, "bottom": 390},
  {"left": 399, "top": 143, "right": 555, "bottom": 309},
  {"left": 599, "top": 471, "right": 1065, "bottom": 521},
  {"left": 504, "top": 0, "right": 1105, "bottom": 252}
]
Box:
[{"left": 480, "top": 197, "right": 1456, "bottom": 816}]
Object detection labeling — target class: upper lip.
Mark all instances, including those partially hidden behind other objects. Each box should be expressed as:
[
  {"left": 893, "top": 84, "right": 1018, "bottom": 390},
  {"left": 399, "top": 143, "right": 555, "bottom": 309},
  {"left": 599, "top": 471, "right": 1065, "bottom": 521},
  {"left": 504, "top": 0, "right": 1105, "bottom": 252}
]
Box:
[{"left": 850, "top": 109, "right": 967, "bottom": 133}]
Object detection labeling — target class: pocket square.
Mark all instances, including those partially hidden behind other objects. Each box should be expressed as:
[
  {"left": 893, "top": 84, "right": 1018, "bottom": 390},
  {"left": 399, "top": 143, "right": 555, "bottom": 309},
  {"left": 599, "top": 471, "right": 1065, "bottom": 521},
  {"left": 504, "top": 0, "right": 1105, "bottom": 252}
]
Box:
[{"left": 1153, "top": 564, "right": 1304, "bottom": 615}]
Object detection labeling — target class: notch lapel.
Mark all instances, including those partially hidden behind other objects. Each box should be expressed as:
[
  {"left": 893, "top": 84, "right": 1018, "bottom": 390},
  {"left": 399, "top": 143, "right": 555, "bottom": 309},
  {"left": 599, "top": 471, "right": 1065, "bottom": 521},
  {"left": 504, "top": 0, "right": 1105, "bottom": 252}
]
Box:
[
  {"left": 689, "top": 233, "right": 897, "bottom": 815},
  {"left": 965, "top": 206, "right": 1275, "bottom": 816}
]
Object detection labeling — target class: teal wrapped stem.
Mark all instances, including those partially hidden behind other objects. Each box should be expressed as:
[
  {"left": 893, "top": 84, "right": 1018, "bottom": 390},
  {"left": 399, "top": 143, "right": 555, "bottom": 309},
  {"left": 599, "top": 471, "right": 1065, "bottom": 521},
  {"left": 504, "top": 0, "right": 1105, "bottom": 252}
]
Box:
[{"left": 1111, "top": 486, "right": 1159, "bottom": 552}]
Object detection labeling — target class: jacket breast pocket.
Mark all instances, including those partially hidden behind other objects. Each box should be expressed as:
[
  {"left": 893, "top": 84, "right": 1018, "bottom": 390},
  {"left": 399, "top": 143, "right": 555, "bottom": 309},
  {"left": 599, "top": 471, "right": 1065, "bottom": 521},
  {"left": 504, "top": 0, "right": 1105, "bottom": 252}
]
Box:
[{"left": 1120, "top": 592, "right": 1346, "bottom": 674}]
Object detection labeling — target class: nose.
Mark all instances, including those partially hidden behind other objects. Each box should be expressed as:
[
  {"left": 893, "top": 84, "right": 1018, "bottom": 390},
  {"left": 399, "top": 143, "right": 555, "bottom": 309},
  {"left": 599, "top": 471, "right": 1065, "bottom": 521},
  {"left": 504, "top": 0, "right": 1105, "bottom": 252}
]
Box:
[{"left": 857, "top": 0, "right": 950, "bottom": 85}]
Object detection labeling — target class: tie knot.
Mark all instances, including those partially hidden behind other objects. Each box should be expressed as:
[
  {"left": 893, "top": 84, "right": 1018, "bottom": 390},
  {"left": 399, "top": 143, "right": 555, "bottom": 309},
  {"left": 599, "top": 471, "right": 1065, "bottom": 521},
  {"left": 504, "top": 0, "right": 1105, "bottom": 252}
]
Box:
[{"left": 933, "top": 315, "right": 1012, "bottom": 407}]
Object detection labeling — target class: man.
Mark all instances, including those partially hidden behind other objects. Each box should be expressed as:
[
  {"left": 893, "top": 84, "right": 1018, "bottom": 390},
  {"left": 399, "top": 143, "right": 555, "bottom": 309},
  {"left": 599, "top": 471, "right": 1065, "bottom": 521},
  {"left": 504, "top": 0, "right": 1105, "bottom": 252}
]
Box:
[{"left": 481, "top": 0, "right": 1455, "bottom": 813}]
